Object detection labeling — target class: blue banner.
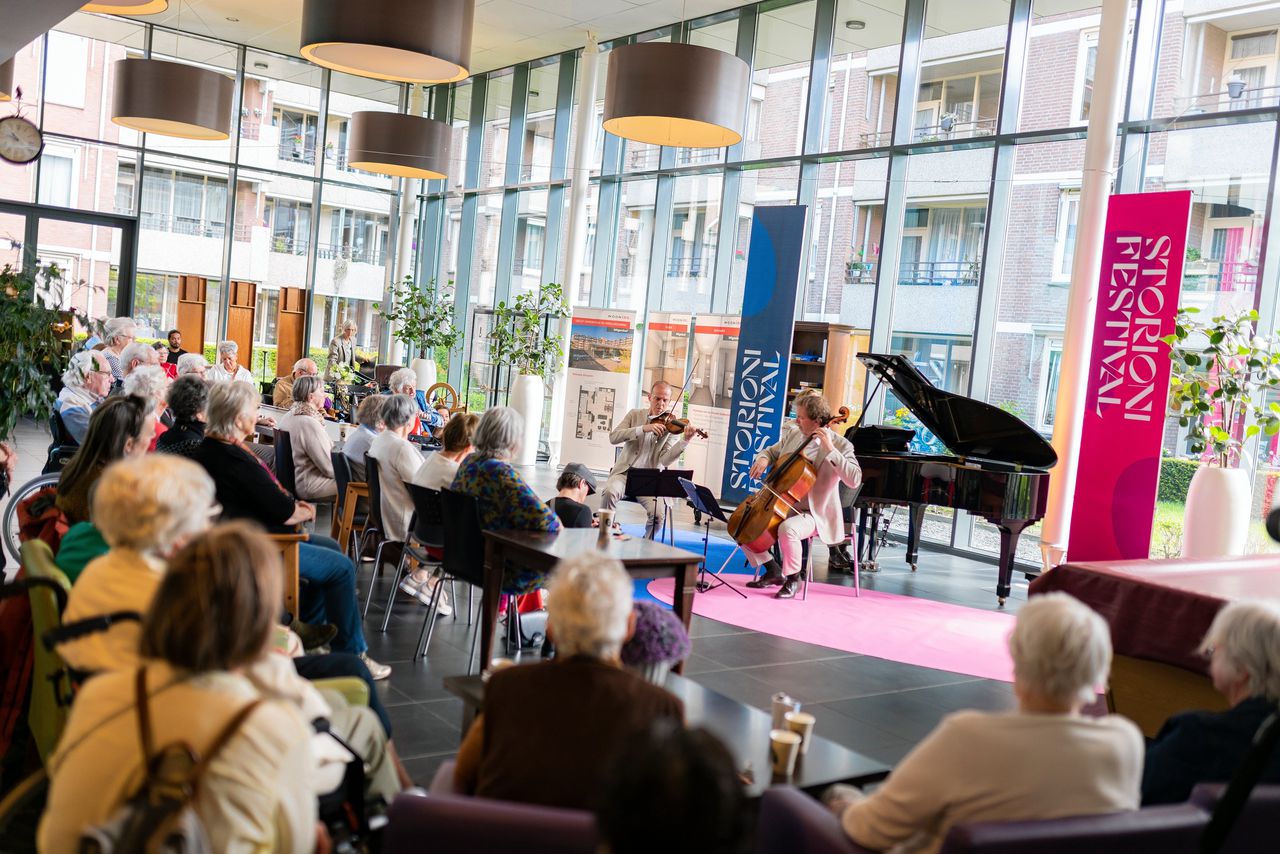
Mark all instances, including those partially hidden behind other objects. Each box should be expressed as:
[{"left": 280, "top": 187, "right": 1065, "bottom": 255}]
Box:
[{"left": 720, "top": 205, "right": 807, "bottom": 504}]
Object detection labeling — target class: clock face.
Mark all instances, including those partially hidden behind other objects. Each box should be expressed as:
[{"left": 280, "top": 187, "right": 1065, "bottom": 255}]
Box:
[{"left": 0, "top": 116, "right": 44, "bottom": 165}]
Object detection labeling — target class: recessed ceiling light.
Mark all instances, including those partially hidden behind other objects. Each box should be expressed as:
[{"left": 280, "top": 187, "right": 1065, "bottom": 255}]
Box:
[
  {"left": 845, "top": 20, "right": 866, "bottom": 30},
  {"left": 253, "top": 61, "right": 269, "bottom": 70},
  {"left": 529, "top": 89, "right": 540, "bottom": 98},
  {"left": 226, "top": 16, "right": 240, "bottom": 22}
]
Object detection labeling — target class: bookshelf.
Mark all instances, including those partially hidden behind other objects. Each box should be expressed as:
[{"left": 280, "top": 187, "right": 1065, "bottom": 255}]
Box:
[{"left": 787, "top": 321, "right": 857, "bottom": 411}]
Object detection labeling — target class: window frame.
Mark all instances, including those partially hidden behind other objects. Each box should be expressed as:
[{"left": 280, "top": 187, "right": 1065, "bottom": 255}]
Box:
[{"left": 1051, "top": 188, "right": 1080, "bottom": 284}]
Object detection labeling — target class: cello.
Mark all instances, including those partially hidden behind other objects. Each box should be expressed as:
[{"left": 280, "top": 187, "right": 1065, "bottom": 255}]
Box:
[{"left": 726, "top": 405, "right": 850, "bottom": 553}]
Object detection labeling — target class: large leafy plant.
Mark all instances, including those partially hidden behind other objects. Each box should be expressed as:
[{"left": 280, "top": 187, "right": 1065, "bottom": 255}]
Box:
[
  {"left": 375, "top": 276, "right": 462, "bottom": 362},
  {"left": 488, "top": 282, "right": 570, "bottom": 379},
  {"left": 0, "top": 264, "right": 78, "bottom": 443},
  {"left": 1163, "top": 306, "right": 1280, "bottom": 468}
]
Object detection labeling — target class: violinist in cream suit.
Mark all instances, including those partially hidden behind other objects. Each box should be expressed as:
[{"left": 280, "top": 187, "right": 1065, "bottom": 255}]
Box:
[
  {"left": 600, "top": 380, "right": 698, "bottom": 539},
  {"left": 743, "top": 393, "right": 862, "bottom": 599}
]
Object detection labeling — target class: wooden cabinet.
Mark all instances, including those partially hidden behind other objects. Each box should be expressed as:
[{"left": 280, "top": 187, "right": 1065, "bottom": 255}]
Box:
[
  {"left": 275, "top": 287, "right": 307, "bottom": 376},
  {"left": 787, "top": 321, "right": 860, "bottom": 413},
  {"left": 226, "top": 280, "right": 257, "bottom": 369}
]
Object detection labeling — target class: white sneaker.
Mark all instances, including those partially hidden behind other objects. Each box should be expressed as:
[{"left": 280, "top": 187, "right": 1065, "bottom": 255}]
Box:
[
  {"left": 412, "top": 576, "right": 454, "bottom": 617},
  {"left": 360, "top": 652, "right": 391, "bottom": 681}
]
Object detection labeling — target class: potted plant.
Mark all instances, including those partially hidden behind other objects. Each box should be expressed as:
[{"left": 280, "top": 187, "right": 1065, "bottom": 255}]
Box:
[
  {"left": 620, "top": 601, "right": 691, "bottom": 685},
  {"left": 0, "top": 263, "right": 78, "bottom": 448},
  {"left": 375, "top": 275, "right": 463, "bottom": 392},
  {"left": 488, "top": 282, "right": 570, "bottom": 465},
  {"left": 1164, "top": 306, "right": 1280, "bottom": 557}
]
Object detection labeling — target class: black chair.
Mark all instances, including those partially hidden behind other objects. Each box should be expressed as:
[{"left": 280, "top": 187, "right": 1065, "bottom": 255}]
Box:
[
  {"left": 439, "top": 488, "right": 487, "bottom": 672},
  {"left": 42, "top": 411, "right": 79, "bottom": 474},
  {"left": 274, "top": 430, "right": 298, "bottom": 497},
  {"left": 381, "top": 483, "right": 450, "bottom": 640},
  {"left": 359, "top": 456, "right": 401, "bottom": 619}
]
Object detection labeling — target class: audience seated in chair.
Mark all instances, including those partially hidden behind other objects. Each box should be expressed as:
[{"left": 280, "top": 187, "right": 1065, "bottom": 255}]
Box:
[
  {"left": 121, "top": 364, "right": 171, "bottom": 450},
  {"left": 274, "top": 357, "right": 337, "bottom": 414},
  {"left": 824, "top": 592, "right": 1143, "bottom": 854},
  {"left": 416, "top": 411, "right": 478, "bottom": 491},
  {"left": 277, "top": 375, "right": 339, "bottom": 502},
  {"left": 98, "top": 316, "right": 136, "bottom": 383},
  {"left": 55, "top": 351, "right": 112, "bottom": 445},
  {"left": 343, "top": 394, "right": 387, "bottom": 483},
  {"left": 450, "top": 406, "right": 561, "bottom": 596},
  {"left": 55, "top": 395, "right": 155, "bottom": 527},
  {"left": 207, "top": 340, "right": 255, "bottom": 384},
  {"left": 39, "top": 522, "right": 394, "bottom": 854},
  {"left": 453, "top": 553, "right": 684, "bottom": 809},
  {"left": 191, "top": 380, "right": 390, "bottom": 680},
  {"left": 598, "top": 721, "right": 747, "bottom": 854},
  {"left": 548, "top": 463, "right": 598, "bottom": 529},
  {"left": 175, "top": 351, "right": 209, "bottom": 379},
  {"left": 1142, "top": 600, "right": 1280, "bottom": 805},
  {"left": 155, "top": 374, "right": 209, "bottom": 457},
  {"left": 386, "top": 368, "right": 446, "bottom": 438}
]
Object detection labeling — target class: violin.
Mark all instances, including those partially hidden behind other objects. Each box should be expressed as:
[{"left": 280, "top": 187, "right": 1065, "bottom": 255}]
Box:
[{"left": 650, "top": 411, "right": 708, "bottom": 439}]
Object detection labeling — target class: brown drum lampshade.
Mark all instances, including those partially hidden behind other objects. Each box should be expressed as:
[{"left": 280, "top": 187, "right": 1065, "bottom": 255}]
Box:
[
  {"left": 347, "top": 111, "right": 451, "bottom": 179},
  {"left": 0, "top": 58, "right": 14, "bottom": 102},
  {"left": 300, "top": 0, "right": 473, "bottom": 83},
  {"left": 80, "top": 0, "right": 169, "bottom": 13},
  {"left": 603, "top": 42, "right": 750, "bottom": 148},
  {"left": 111, "top": 58, "right": 234, "bottom": 140}
]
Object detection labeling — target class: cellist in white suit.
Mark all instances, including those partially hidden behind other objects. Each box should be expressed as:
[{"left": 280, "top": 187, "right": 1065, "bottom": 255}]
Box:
[{"left": 743, "top": 393, "right": 862, "bottom": 599}]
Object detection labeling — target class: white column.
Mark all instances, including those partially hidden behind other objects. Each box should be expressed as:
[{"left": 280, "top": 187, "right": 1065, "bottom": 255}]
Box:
[
  {"left": 390, "top": 85, "right": 427, "bottom": 364},
  {"left": 1039, "top": 0, "right": 1133, "bottom": 570},
  {"left": 546, "top": 32, "right": 599, "bottom": 466}
]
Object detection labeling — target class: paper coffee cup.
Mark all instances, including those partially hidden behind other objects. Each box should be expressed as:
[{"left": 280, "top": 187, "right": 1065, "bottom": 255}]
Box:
[
  {"left": 597, "top": 510, "right": 614, "bottom": 544},
  {"left": 769, "top": 729, "right": 802, "bottom": 778},
  {"left": 785, "top": 710, "right": 816, "bottom": 754},
  {"left": 771, "top": 692, "right": 800, "bottom": 729}
]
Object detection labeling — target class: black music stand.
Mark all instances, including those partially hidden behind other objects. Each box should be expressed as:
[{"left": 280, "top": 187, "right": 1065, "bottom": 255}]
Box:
[
  {"left": 679, "top": 478, "right": 747, "bottom": 598},
  {"left": 624, "top": 467, "right": 693, "bottom": 545}
]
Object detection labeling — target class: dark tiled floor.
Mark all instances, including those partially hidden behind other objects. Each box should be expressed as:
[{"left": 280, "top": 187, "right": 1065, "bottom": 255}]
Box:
[{"left": 364, "top": 532, "right": 1023, "bottom": 781}]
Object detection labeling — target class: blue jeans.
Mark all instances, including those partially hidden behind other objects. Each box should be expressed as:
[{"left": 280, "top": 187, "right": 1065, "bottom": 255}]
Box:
[{"left": 299, "top": 536, "right": 367, "bottom": 655}]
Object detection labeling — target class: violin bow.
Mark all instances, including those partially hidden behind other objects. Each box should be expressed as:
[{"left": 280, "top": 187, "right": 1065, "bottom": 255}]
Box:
[{"left": 658, "top": 354, "right": 701, "bottom": 418}]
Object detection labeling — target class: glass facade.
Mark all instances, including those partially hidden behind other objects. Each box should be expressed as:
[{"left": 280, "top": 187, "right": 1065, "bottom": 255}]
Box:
[{"left": 10, "top": 0, "right": 1280, "bottom": 563}]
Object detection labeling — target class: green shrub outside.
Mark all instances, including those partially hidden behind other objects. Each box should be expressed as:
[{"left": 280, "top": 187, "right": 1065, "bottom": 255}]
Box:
[{"left": 1158, "top": 457, "right": 1201, "bottom": 504}]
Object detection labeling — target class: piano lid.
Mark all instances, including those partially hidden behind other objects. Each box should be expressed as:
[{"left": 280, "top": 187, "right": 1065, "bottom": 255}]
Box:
[{"left": 857, "top": 353, "right": 1058, "bottom": 469}]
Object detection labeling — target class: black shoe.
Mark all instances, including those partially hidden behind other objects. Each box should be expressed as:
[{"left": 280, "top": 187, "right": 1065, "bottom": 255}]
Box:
[
  {"left": 775, "top": 576, "right": 801, "bottom": 599},
  {"left": 828, "top": 545, "right": 852, "bottom": 571},
  {"left": 295, "top": 620, "right": 338, "bottom": 651},
  {"left": 746, "top": 560, "right": 786, "bottom": 589}
]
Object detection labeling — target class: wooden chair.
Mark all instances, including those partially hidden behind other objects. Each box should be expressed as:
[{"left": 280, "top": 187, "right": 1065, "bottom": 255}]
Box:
[
  {"left": 330, "top": 449, "right": 368, "bottom": 551},
  {"left": 267, "top": 531, "right": 309, "bottom": 621},
  {"left": 425, "top": 381, "right": 467, "bottom": 415}
]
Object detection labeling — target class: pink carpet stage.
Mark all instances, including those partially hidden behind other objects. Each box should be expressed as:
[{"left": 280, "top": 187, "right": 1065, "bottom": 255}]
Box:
[{"left": 646, "top": 578, "right": 1017, "bottom": 683}]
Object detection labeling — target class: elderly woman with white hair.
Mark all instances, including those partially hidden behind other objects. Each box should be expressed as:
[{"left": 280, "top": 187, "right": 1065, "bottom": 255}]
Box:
[
  {"left": 56, "top": 350, "right": 113, "bottom": 443},
  {"left": 276, "top": 374, "right": 338, "bottom": 501},
  {"left": 191, "top": 381, "right": 390, "bottom": 680},
  {"left": 1142, "top": 600, "right": 1280, "bottom": 804},
  {"left": 207, "top": 339, "right": 255, "bottom": 383},
  {"left": 122, "top": 363, "right": 171, "bottom": 450},
  {"left": 176, "top": 351, "right": 209, "bottom": 378},
  {"left": 386, "top": 367, "right": 446, "bottom": 436},
  {"left": 451, "top": 406, "right": 560, "bottom": 594},
  {"left": 326, "top": 319, "right": 359, "bottom": 381},
  {"left": 99, "top": 316, "right": 137, "bottom": 382},
  {"left": 117, "top": 340, "right": 159, "bottom": 379},
  {"left": 452, "top": 554, "right": 683, "bottom": 808},
  {"left": 826, "top": 592, "right": 1143, "bottom": 854}
]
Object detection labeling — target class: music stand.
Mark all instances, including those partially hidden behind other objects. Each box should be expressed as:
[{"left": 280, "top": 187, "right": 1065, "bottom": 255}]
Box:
[
  {"left": 624, "top": 468, "right": 693, "bottom": 545},
  {"left": 678, "top": 478, "right": 747, "bottom": 598}
]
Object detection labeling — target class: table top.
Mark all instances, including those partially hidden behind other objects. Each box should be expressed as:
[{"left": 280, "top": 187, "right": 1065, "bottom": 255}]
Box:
[
  {"left": 484, "top": 527, "right": 703, "bottom": 567},
  {"left": 443, "top": 670, "right": 889, "bottom": 798}
]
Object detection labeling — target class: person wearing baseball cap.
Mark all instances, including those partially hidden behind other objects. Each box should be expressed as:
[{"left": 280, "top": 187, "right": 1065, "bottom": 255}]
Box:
[{"left": 549, "top": 462, "right": 598, "bottom": 528}]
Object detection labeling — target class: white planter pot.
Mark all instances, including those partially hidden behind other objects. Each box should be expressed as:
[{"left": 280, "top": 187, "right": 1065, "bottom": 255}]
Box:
[
  {"left": 410, "top": 357, "right": 437, "bottom": 393},
  {"left": 508, "top": 373, "right": 543, "bottom": 466},
  {"left": 1182, "top": 465, "right": 1251, "bottom": 559}
]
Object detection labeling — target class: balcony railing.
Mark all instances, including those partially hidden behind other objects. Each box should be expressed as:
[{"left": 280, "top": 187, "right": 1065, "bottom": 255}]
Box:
[
  {"left": 270, "top": 235, "right": 309, "bottom": 256},
  {"left": 666, "top": 256, "right": 707, "bottom": 277},
  {"left": 844, "top": 261, "right": 877, "bottom": 284},
  {"left": 898, "top": 260, "right": 979, "bottom": 287},
  {"left": 139, "top": 214, "right": 226, "bottom": 240},
  {"left": 1182, "top": 260, "right": 1259, "bottom": 294},
  {"left": 240, "top": 119, "right": 261, "bottom": 141},
  {"left": 1175, "top": 84, "right": 1280, "bottom": 115},
  {"left": 316, "top": 243, "right": 385, "bottom": 266},
  {"left": 912, "top": 118, "right": 996, "bottom": 144},
  {"left": 278, "top": 141, "right": 317, "bottom": 165}
]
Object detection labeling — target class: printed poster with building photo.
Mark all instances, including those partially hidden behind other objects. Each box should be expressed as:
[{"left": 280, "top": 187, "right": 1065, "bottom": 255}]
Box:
[
  {"left": 560, "top": 309, "right": 638, "bottom": 472},
  {"left": 683, "top": 314, "right": 740, "bottom": 492}
]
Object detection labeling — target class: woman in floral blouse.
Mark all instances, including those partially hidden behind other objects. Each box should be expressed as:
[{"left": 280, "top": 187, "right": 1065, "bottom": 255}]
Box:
[{"left": 451, "top": 406, "right": 560, "bottom": 594}]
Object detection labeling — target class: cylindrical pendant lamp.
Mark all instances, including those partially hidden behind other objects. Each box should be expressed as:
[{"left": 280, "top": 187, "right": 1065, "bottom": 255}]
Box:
[
  {"left": 603, "top": 42, "right": 750, "bottom": 148},
  {"left": 80, "top": 0, "right": 169, "bottom": 14},
  {"left": 347, "top": 111, "right": 451, "bottom": 179},
  {"left": 300, "top": 0, "right": 473, "bottom": 83},
  {"left": 0, "top": 58, "right": 14, "bottom": 102},
  {"left": 111, "top": 58, "right": 234, "bottom": 139}
]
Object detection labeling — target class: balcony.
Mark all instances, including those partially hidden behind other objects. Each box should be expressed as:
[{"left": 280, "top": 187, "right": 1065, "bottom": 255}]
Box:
[
  {"left": 1175, "top": 83, "right": 1280, "bottom": 116},
  {"left": 278, "top": 140, "right": 317, "bottom": 166},
  {"left": 1182, "top": 259, "right": 1258, "bottom": 294},
  {"left": 316, "top": 242, "right": 385, "bottom": 266},
  {"left": 140, "top": 214, "right": 226, "bottom": 240},
  {"left": 898, "top": 260, "right": 979, "bottom": 287},
  {"left": 240, "top": 119, "right": 261, "bottom": 141},
  {"left": 270, "top": 235, "right": 309, "bottom": 256},
  {"left": 666, "top": 256, "right": 707, "bottom": 277}
]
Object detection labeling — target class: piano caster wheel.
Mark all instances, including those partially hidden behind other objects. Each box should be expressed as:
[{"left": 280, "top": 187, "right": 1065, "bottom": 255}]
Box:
[
  {"left": 863, "top": 561, "right": 879, "bottom": 573},
  {"left": 997, "top": 596, "right": 1007, "bottom": 607},
  {"left": 909, "top": 563, "right": 917, "bottom": 572}
]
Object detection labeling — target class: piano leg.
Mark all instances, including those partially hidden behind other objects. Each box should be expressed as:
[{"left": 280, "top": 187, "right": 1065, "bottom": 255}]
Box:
[
  {"left": 858, "top": 506, "right": 882, "bottom": 572},
  {"left": 995, "top": 520, "right": 1032, "bottom": 607},
  {"left": 906, "top": 504, "right": 925, "bottom": 572}
]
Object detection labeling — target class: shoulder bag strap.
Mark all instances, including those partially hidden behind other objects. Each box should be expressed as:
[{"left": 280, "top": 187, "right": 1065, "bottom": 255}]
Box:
[{"left": 134, "top": 667, "right": 155, "bottom": 763}]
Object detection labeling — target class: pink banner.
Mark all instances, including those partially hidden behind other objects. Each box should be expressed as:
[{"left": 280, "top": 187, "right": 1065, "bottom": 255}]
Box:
[{"left": 1067, "top": 191, "right": 1192, "bottom": 561}]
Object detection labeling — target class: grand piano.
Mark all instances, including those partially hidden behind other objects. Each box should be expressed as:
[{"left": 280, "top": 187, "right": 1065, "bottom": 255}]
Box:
[{"left": 848, "top": 353, "right": 1057, "bottom": 606}]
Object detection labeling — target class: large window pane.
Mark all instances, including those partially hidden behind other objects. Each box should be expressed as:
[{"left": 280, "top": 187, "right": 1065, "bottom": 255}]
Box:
[
  {"left": 609, "top": 179, "right": 658, "bottom": 314},
  {"left": 483, "top": 72, "right": 513, "bottom": 188},
  {"left": 662, "top": 174, "right": 722, "bottom": 313},
  {"left": 733, "top": 164, "right": 802, "bottom": 313},
  {"left": 513, "top": 188, "right": 549, "bottom": 298},
  {"left": 673, "top": 17, "right": 739, "bottom": 168},
  {"left": 806, "top": 158, "right": 884, "bottom": 328},
  {"left": 42, "top": 15, "right": 144, "bottom": 140},
  {"left": 826, "top": 0, "right": 906, "bottom": 151},
  {"left": 325, "top": 71, "right": 401, "bottom": 189},
  {"left": 747, "top": 1, "right": 816, "bottom": 161},
  {"left": 911, "top": 1, "right": 1006, "bottom": 143},
  {"left": 471, "top": 192, "right": 503, "bottom": 306},
  {"left": 312, "top": 184, "right": 394, "bottom": 357},
  {"left": 1158, "top": 3, "right": 1280, "bottom": 115},
  {"left": 523, "top": 61, "right": 559, "bottom": 183}
]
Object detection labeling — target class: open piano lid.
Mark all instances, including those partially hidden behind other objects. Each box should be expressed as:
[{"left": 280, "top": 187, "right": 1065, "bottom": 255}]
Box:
[{"left": 857, "top": 353, "right": 1058, "bottom": 470}]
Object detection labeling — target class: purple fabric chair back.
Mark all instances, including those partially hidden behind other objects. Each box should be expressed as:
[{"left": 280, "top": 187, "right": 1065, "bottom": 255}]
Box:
[
  {"left": 757, "top": 787, "right": 872, "bottom": 854},
  {"left": 384, "top": 792, "right": 598, "bottom": 854},
  {"left": 1189, "top": 783, "right": 1280, "bottom": 853},
  {"left": 938, "top": 806, "right": 1209, "bottom": 854}
]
